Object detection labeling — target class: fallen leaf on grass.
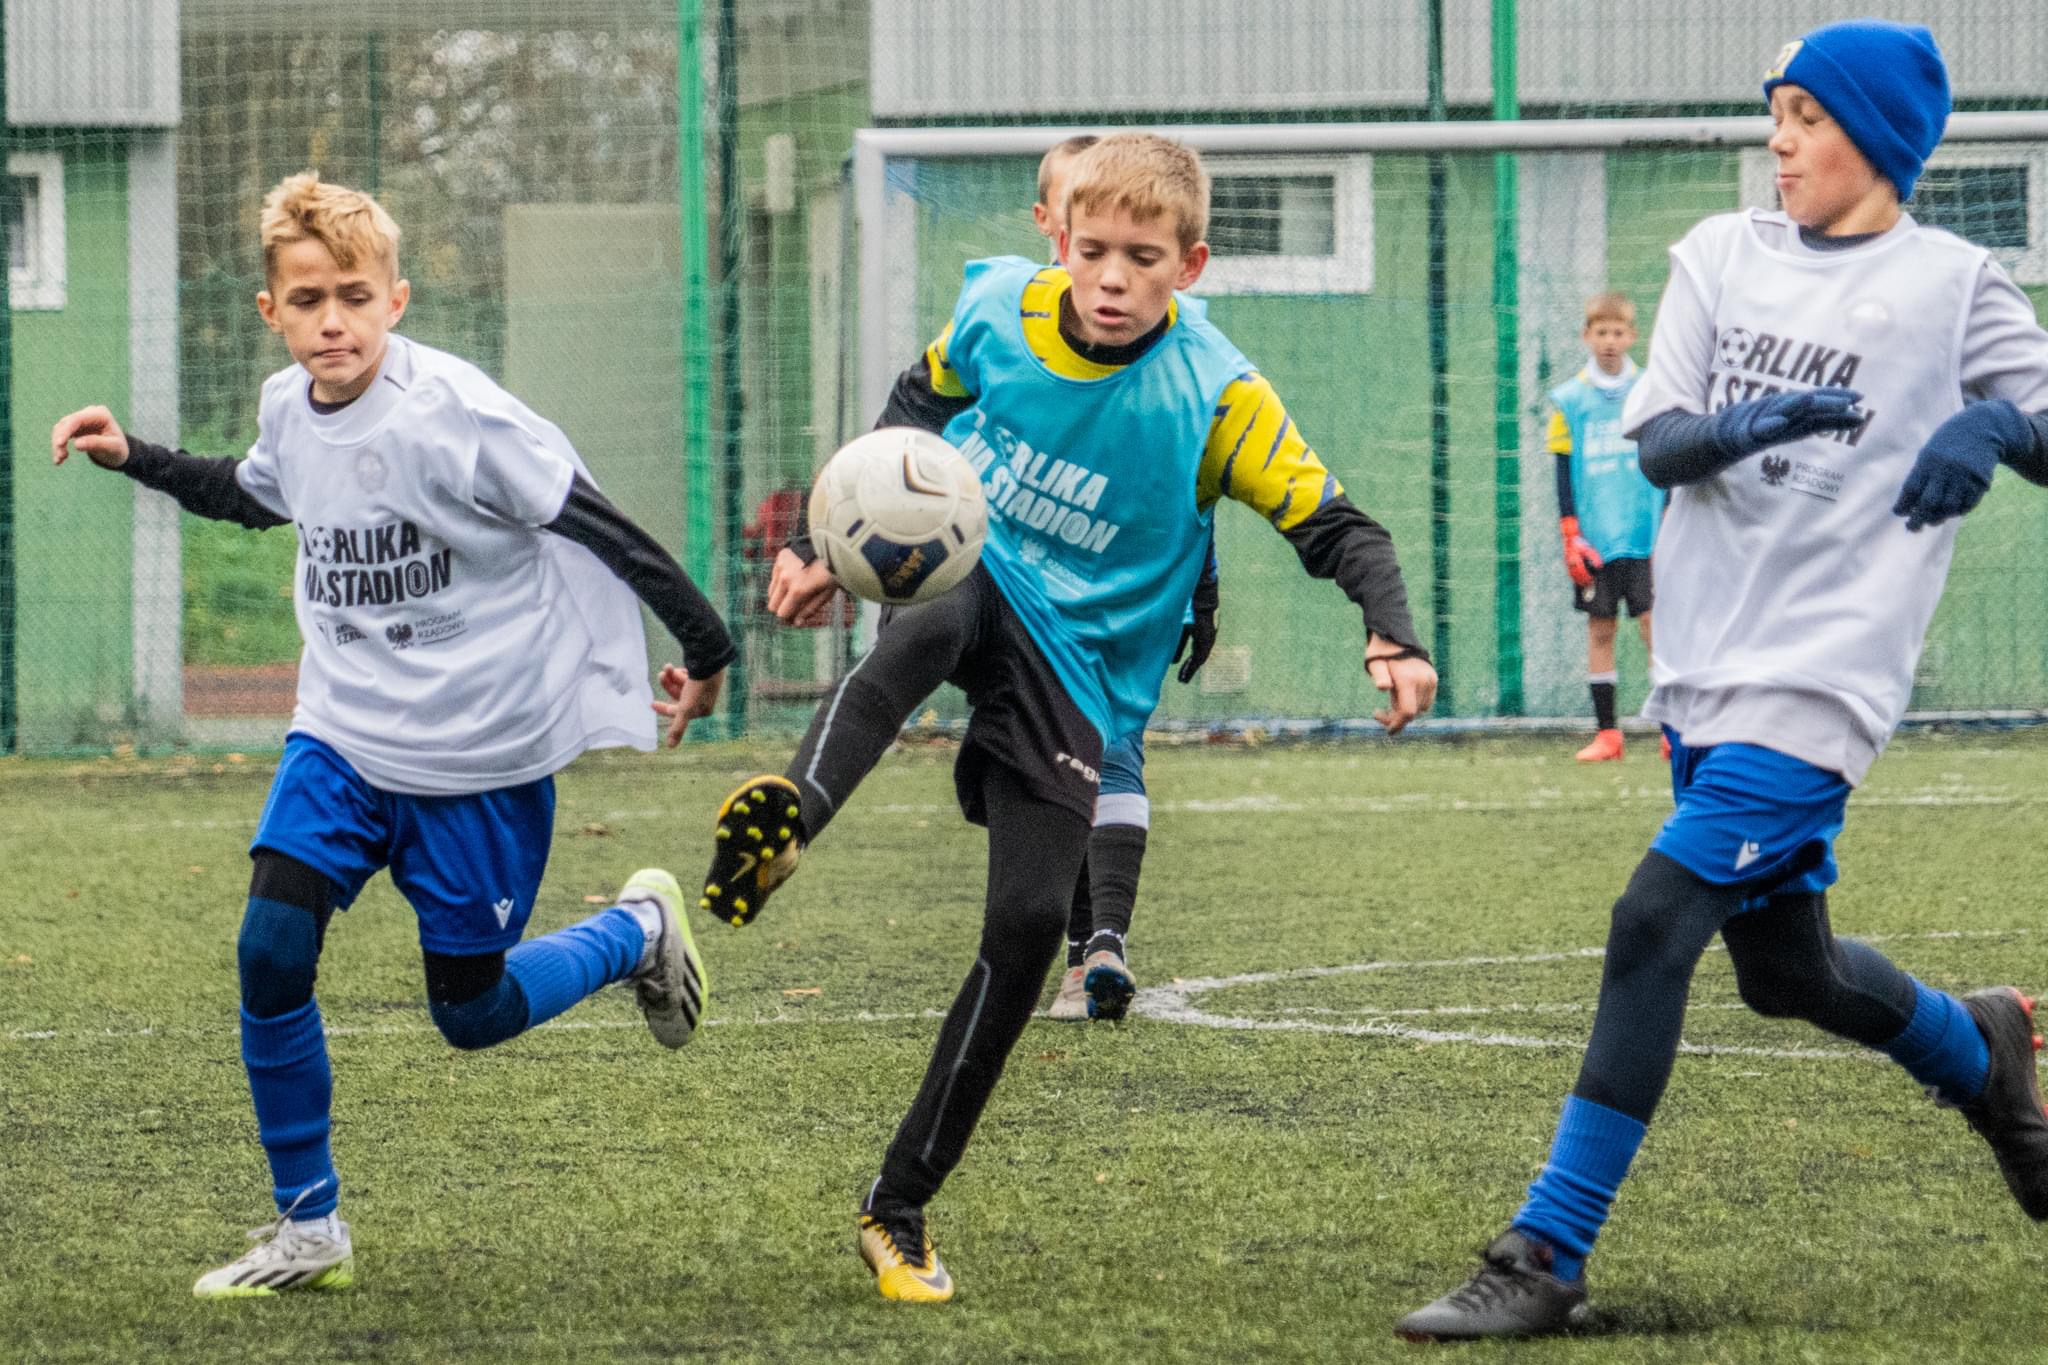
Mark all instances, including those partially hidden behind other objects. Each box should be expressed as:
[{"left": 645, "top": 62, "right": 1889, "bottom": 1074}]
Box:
[
  {"left": 782, "top": 987, "right": 822, "bottom": 997},
  {"left": 582, "top": 895, "right": 610, "bottom": 905},
  {"left": 580, "top": 823, "right": 613, "bottom": 837}
]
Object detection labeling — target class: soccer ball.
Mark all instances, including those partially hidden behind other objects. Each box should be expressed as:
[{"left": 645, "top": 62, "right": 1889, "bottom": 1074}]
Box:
[{"left": 808, "top": 427, "right": 987, "bottom": 605}]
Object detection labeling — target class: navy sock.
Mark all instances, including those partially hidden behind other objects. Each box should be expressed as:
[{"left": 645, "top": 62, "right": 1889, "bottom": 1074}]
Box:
[
  {"left": 503, "top": 906, "right": 646, "bottom": 1030},
  {"left": 241, "top": 999, "right": 339, "bottom": 1218},
  {"left": 1882, "top": 980, "right": 1990, "bottom": 1103},
  {"left": 1512, "top": 1095, "right": 1646, "bottom": 1281},
  {"left": 428, "top": 976, "right": 532, "bottom": 1051}
]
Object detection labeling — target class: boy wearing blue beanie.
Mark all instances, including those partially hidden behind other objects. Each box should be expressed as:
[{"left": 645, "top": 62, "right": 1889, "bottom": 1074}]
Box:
[{"left": 1398, "top": 20, "right": 2048, "bottom": 1341}]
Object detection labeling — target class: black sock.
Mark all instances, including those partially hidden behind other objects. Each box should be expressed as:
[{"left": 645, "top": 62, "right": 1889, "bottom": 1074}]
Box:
[
  {"left": 1065, "top": 854, "right": 1092, "bottom": 968},
  {"left": 1590, "top": 680, "right": 1617, "bottom": 731},
  {"left": 1085, "top": 823, "right": 1147, "bottom": 955}
]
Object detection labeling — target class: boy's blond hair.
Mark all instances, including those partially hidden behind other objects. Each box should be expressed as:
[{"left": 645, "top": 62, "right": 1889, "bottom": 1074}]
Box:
[
  {"left": 1063, "top": 133, "right": 1208, "bottom": 252},
  {"left": 260, "top": 172, "right": 401, "bottom": 283},
  {"left": 1036, "top": 135, "right": 1100, "bottom": 206},
  {"left": 1583, "top": 291, "right": 1636, "bottom": 327}
]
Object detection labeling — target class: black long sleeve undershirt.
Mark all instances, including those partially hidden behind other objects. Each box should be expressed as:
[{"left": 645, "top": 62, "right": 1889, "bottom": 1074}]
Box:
[
  {"left": 119, "top": 439, "right": 734, "bottom": 675},
  {"left": 545, "top": 473, "right": 736, "bottom": 676},
  {"left": 1637, "top": 405, "right": 2048, "bottom": 489},
  {"left": 121, "top": 438, "right": 290, "bottom": 529},
  {"left": 1553, "top": 454, "right": 1577, "bottom": 519},
  {"left": 1278, "top": 494, "right": 1423, "bottom": 653}
]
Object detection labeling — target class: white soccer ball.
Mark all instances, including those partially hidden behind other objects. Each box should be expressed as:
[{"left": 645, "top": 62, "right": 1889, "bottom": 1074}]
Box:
[{"left": 808, "top": 427, "right": 987, "bottom": 605}]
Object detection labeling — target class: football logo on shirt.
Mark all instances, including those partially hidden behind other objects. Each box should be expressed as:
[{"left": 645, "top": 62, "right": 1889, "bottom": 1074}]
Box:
[{"left": 1717, "top": 327, "right": 1755, "bottom": 369}]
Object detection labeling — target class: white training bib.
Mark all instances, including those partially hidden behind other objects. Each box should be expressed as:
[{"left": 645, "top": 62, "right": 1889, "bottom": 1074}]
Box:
[
  {"left": 236, "top": 334, "right": 655, "bottom": 794},
  {"left": 1632, "top": 211, "right": 1989, "bottom": 784}
]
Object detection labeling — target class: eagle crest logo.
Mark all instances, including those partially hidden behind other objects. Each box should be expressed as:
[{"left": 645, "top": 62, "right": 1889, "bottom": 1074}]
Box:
[{"left": 1759, "top": 454, "right": 1791, "bottom": 487}]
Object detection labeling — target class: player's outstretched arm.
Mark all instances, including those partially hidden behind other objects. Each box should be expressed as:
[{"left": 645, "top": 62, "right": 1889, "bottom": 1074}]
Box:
[
  {"left": 542, "top": 473, "right": 735, "bottom": 745},
  {"left": 1893, "top": 399, "right": 2048, "bottom": 532},
  {"left": 53, "top": 405, "right": 289, "bottom": 529},
  {"left": 1199, "top": 372, "right": 1435, "bottom": 733},
  {"left": 1635, "top": 388, "right": 1865, "bottom": 488}
]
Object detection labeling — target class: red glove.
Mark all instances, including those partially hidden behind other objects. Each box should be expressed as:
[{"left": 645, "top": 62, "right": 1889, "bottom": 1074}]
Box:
[{"left": 1561, "top": 516, "right": 1602, "bottom": 589}]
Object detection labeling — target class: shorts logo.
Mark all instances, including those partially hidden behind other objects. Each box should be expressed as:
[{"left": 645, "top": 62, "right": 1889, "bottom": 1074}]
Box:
[
  {"left": 1055, "top": 751, "right": 1100, "bottom": 785},
  {"left": 492, "top": 897, "right": 515, "bottom": 929},
  {"left": 1734, "top": 840, "right": 1764, "bottom": 872}
]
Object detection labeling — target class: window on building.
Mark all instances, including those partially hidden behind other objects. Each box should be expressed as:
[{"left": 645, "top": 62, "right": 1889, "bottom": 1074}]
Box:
[
  {"left": 8, "top": 152, "right": 66, "bottom": 310},
  {"left": 1194, "top": 154, "right": 1372, "bottom": 295}
]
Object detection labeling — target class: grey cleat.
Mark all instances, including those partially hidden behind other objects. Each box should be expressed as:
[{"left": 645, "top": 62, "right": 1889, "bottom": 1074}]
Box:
[
  {"left": 1394, "top": 1228, "right": 1589, "bottom": 1342},
  {"left": 1954, "top": 987, "right": 2048, "bottom": 1220},
  {"left": 1047, "top": 965, "right": 1089, "bottom": 1021}
]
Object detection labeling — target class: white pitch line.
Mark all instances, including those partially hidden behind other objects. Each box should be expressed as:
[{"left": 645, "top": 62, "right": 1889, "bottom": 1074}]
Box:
[{"left": 7, "top": 929, "right": 2033, "bottom": 1058}]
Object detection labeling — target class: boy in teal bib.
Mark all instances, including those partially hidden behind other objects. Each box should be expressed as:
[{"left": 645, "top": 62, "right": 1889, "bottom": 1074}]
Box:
[{"left": 703, "top": 133, "right": 1438, "bottom": 1303}]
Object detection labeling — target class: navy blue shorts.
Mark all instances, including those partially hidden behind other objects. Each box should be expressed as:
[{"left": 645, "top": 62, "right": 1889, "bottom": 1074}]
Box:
[
  {"left": 1649, "top": 728, "right": 1847, "bottom": 899},
  {"left": 251, "top": 733, "right": 555, "bottom": 955},
  {"left": 1100, "top": 731, "right": 1146, "bottom": 797}
]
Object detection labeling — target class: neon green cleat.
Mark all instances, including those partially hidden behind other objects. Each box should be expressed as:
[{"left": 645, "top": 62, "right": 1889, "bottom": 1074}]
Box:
[
  {"left": 701, "top": 776, "right": 804, "bottom": 927},
  {"left": 619, "top": 867, "right": 707, "bottom": 1049},
  {"left": 193, "top": 1208, "right": 354, "bottom": 1299}
]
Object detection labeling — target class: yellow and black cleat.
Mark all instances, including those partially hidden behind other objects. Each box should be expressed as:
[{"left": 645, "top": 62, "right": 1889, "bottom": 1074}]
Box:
[
  {"left": 701, "top": 775, "right": 804, "bottom": 927},
  {"left": 857, "top": 1208, "right": 954, "bottom": 1303}
]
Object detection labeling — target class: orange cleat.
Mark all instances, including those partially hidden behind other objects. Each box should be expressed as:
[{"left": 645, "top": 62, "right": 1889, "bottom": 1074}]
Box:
[{"left": 1574, "top": 728, "right": 1625, "bottom": 763}]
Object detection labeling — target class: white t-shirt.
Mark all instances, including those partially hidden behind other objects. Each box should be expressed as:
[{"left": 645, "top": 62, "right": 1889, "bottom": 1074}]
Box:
[
  {"left": 1623, "top": 210, "right": 2048, "bottom": 784},
  {"left": 235, "top": 334, "right": 656, "bottom": 794}
]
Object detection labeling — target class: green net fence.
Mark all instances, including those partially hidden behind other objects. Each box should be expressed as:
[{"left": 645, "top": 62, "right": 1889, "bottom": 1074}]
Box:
[{"left": 4, "top": 1, "right": 2046, "bottom": 754}]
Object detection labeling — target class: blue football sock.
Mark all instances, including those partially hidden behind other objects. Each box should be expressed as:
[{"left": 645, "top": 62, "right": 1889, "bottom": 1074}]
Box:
[
  {"left": 240, "top": 999, "right": 339, "bottom": 1218},
  {"left": 1512, "top": 1095, "right": 1647, "bottom": 1281},
  {"left": 502, "top": 906, "right": 646, "bottom": 1029},
  {"left": 1882, "top": 980, "right": 1990, "bottom": 1104}
]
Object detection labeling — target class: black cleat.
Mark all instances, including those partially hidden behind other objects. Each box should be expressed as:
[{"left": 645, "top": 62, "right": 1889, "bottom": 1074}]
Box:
[
  {"left": 701, "top": 776, "right": 804, "bottom": 927},
  {"left": 1955, "top": 986, "right": 2048, "bottom": 1220},
  {"left": 1082, "top": 948, "right": 1137, "bottom": 1022},
  {"left": 1394, "top": 1228, "right": 1589, "bottom": 1342}
]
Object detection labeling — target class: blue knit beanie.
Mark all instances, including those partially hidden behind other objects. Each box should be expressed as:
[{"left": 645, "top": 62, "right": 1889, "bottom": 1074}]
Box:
[{"left": 1762, "top": 20, "right": 1950, "bottom": 200}]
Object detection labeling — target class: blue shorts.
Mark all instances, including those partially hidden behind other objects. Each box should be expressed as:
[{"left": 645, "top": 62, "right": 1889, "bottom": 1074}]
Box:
[
  {"left": 1101, "top": 731, "right": 1146, "bottom": 797},
  {"left": 1650, "top": 728, "right": 1848, "bottom": 899},
  {"left": 251, "top": 734, "right": 556, "bottom": 955}
]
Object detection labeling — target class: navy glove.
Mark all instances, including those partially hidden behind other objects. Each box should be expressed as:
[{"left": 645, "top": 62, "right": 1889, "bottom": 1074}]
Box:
[
  {"left": 1712, "top": 386, "right": 1865, "bottom": 457},
  {"left": 1893, "top": 399, "right": 2032, "bottom": 532},
  {"left": 1174, "top": 575, "right": 1220, "bottom": 684}
]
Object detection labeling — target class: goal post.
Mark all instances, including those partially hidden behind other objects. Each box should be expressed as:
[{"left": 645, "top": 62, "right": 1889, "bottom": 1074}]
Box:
[{"left": 854, "top": 112, "right": 2048, "bottom": 732}]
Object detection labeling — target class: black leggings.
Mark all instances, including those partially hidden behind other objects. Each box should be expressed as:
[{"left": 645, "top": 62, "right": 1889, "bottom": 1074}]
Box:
[
  {"left": 1574, "top": 852, "right": 1919, "bottom": 1122},
  {"left": 785, "top": 576, "right": 981, "bottom": 839},
  {"left": 874, "top": 765, "right": 1091, "bottom": 1208}
]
